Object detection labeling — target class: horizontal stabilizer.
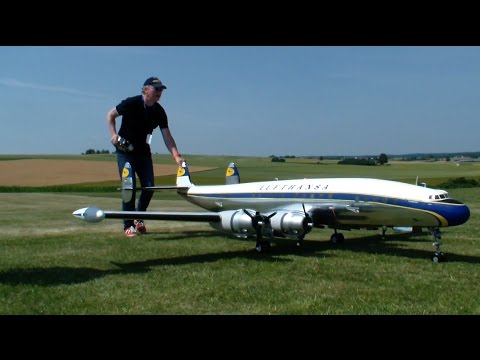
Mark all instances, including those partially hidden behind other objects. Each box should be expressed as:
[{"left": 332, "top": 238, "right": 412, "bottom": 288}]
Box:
[
  {"left": 118, "top": 186, "right": 191, "bottom": 191},
  {"left": 143, "top": 186, "right": 190, "bottom": 191}
]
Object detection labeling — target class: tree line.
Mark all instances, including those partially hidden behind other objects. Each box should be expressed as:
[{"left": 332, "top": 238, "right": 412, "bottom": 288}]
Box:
[
  {"left": 270, "top": 153, "right": 389, "bottom": 165},
  {"left": 83, "top": 149, "right": 111, "bottom": 155}
]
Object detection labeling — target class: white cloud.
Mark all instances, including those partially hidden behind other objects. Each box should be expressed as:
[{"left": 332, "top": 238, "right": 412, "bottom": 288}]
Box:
[{"left": 0, "top": 78, "right": 109, "bottom": 99}]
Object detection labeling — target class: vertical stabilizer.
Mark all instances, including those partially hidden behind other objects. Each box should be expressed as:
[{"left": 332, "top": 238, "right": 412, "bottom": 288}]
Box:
[
  {"left": 176, "top": 161, "right": 193, "bottom": 188},
  {"left": 121, "top": 162, "right": 134, "bottom": 203},
  {"left": 225, "top": 162, "right": 240, "bottom": 184}
]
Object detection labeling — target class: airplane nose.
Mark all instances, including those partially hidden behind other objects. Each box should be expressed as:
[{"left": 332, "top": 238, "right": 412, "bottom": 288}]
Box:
[{"left": 448, "top": 204, "right": 470, "bottom": 226}]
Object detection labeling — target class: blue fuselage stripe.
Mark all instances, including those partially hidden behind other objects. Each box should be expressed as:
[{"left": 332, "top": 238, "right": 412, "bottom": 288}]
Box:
[{"left": 190, "top": 191, "right": 469, "bottom": 226}]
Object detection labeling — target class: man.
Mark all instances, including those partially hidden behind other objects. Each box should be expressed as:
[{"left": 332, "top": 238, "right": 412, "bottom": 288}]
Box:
[{"left": 106, "top": 76, "right": 185, "bottom": 237}]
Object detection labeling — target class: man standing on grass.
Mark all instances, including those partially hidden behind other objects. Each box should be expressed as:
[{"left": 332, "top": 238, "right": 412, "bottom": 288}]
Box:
[{"left": 106, "top": 76, "right": 185, "bottom": 237}]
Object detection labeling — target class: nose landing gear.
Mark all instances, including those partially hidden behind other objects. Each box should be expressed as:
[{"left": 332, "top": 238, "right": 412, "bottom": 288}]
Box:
[{"left": 431, "top": 228, "right": 446, "bottom": 263}]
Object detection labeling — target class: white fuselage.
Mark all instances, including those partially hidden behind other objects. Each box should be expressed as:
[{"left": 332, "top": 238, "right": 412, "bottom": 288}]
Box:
[
  {"left": 183, "top": 178, "right": 445, "bottom": 210},
  {"left": 177, "top": 177, "right": 468, "bottom": 228}
]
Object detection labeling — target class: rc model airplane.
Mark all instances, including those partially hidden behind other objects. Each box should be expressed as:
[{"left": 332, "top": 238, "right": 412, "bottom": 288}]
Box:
[{"left": 73, "top": 161, "right": 470, "bottom": 262}]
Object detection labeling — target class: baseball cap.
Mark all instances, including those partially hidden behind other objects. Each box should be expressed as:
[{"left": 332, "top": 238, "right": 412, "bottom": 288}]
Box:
[{"left": 143, "top": 76, "right": 167, "bottom": 90}]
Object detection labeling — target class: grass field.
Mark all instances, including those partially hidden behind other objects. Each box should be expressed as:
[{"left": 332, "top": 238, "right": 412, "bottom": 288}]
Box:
[{"left": 0, "top": 155, "right": 479, "bottom": 314}]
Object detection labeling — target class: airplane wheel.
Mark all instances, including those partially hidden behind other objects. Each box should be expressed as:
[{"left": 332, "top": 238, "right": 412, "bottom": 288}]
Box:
[
  {"left": 432, "top": 252, "right": 447, "bottom": 263},
  {"left": 330, "top": 233, "right": 345, "bottom": 244},
  {"left": 255, "top": 241, "right": 271, "bottom": 253}
]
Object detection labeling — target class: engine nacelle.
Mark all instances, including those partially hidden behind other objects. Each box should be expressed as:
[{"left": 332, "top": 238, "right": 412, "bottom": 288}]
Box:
[
  {"left": 209, "top": 209, "right": 312, "bottom": 240},
  {"left": 210, "top": 210, "right": 273, "bottom": 239},
  {"left": 270, "top": 211, "right": 312, "bottom": 239}
]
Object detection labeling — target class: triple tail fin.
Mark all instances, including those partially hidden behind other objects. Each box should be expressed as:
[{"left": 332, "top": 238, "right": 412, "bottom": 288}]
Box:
[
  {"left": 121, "top": 162, "right": 134, "bottom": 202},
  {"left": 225, "top": 162, "right": 240, "bottom": 185},
  {"left": 176, "top": 161, "right": 193, "bottom": 188}
]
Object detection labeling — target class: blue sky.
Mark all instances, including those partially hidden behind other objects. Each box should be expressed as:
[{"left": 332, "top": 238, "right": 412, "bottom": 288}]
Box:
[{"left": 0, "top": 46, "right": 478, "bottom": 157}]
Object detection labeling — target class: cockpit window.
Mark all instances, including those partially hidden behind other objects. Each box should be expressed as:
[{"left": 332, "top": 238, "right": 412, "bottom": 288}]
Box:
[{"left": 430, "top": 193, "right": 449, "bottom": 201}]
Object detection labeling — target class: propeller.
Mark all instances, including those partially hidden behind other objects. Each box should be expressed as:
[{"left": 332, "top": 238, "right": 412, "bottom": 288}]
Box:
[
  {"left": 297, "top": 203, "right": 313, "bottom": 246},
  {"left": 242, "top": 209, "right": 277, "bottom": 248}
]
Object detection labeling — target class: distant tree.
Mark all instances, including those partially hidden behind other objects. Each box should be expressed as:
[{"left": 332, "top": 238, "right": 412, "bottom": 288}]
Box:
[
  {"left": 84, "top": 149, "right": 110, "bottom": 155},
  {"left": 378, "top": 153, "right": 388, "bottom": 165},
  {"left": 338, "top": 158, "right": 376, "bottom": 166},
  {"left": 438, "top": 177, "right": 479, "bottom": 189}
]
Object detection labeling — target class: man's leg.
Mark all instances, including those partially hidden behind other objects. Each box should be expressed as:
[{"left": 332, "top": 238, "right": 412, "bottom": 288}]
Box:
[
  {"left": 134, "top": 155, "right": 154, "bottom": 234},
  {"left": 136, "top": 155, "right": 155, "bottom": 212}
]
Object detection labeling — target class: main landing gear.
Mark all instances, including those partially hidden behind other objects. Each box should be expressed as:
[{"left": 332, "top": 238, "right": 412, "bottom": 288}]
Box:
[
  {"left": 431, "top": 227, "right": 446, "bottom": 263},
  {"left": 330, "top": 229, "right": 344, "bottom": 244},
  {"left": 381, "top": 226, "right": 387, "bottom": 240},
  {"left": 328, "top": 226, "right": 448, "bottom": 263}
]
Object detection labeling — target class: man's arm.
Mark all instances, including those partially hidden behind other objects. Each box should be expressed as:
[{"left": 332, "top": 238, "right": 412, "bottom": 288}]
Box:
[
  {"left": 161, "top": 127, "right": 184, "bottom": 166},
  {"left": 106, "top": 107, "right": 119, "bottom": 146}
]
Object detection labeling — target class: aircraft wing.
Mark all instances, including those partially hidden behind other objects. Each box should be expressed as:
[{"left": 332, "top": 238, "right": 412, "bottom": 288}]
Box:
[
  {"left": 306, "top": 202, "right": 372, "bottom": 229},
  {"left": 303, "top": 199, "right": 445, "bottom": 229},
  {"left": 75, "top": 199, "right": 439, "bottom": 230},
  {"left": 73, "top": 207, "right": 220, "bottom": 223}
]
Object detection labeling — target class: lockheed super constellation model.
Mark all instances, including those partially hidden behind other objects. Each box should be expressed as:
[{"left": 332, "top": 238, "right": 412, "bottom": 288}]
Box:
[{"left": 73, "top": 161, "right": 470, "bottom": 262}]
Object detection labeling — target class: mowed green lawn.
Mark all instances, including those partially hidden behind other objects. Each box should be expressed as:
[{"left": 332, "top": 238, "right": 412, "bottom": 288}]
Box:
[{"left": 0, "top": 156, "right": 479, "bottom": 314}]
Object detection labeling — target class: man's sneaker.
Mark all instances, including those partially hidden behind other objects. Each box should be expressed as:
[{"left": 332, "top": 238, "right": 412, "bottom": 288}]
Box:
[
  {"left": 124, "top": 226, "right": 138, "bottom": 237},
  {"left": 134, "top": 220, "right": 147, "bottom": 234}
]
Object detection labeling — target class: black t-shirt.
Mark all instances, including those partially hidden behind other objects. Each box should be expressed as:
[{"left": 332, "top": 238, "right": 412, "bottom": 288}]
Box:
[{"left": 116, "top": 95, "right": 168, "bottom": 154}]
